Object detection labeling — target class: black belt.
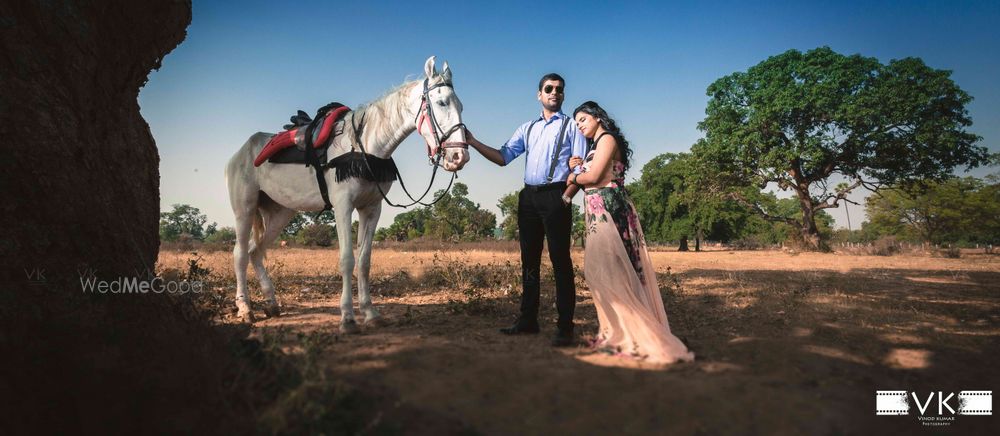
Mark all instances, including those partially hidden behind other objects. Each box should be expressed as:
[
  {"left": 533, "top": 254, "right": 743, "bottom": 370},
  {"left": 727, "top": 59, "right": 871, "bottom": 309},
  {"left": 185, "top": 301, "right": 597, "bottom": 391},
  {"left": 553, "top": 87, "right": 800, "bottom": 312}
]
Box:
[{"left": 523, "top": 182, "right": 566, "bottom": 192}]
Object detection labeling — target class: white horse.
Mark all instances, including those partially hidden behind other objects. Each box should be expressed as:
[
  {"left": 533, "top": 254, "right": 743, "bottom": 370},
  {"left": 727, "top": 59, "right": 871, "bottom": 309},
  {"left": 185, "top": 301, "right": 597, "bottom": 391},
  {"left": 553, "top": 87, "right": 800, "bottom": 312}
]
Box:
[{"left": 225, "top": 56, "right": 469, "bottom": 332}]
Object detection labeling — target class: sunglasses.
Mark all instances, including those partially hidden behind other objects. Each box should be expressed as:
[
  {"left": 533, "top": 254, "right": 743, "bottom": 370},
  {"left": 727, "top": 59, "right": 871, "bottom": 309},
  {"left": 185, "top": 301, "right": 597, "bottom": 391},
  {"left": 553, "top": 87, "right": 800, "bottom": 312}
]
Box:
[{"left": 543, "top": 85, "right": 564, "bottom": 94}]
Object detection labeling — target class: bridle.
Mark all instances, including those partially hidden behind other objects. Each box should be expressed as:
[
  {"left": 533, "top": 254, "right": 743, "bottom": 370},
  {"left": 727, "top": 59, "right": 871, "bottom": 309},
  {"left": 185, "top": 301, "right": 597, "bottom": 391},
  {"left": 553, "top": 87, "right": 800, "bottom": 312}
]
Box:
[
  {"left": 414, "top": 77, "right": 468, "bottom": 164},
  {"left": 352, "top": 78, "right": 468, "bottom": 208}
]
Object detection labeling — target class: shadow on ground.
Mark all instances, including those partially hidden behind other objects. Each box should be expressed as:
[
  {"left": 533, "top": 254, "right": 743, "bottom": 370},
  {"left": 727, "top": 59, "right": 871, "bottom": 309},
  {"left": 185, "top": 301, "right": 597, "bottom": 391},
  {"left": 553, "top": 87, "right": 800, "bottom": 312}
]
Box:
[{"left": 231, "top": 264, "right": 999, "bottom": 434}]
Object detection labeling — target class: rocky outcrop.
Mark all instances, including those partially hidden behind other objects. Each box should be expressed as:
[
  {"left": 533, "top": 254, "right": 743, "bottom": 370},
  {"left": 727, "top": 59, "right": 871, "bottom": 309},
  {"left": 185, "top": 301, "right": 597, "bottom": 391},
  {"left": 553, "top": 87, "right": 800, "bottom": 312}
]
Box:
[
  {"left": 0, "top": 0, "right": 189, "bottom": 282},
  {"left": 0, "top": 2, "right": 257, "bottom": 434}
]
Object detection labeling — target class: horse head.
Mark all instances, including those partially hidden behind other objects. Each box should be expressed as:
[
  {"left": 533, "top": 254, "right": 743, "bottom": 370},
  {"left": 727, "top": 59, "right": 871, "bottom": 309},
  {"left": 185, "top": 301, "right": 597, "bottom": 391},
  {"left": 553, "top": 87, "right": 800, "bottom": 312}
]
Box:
[{"left": 414, "top": 56, "right": 469, "bottom": 172}]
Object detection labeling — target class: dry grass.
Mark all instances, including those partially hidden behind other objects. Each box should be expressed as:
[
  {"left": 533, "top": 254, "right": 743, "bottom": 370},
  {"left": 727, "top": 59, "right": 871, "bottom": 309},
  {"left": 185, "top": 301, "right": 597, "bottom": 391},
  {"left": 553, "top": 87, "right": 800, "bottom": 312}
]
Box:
[{"left": 157, "top": 246, "right": 1000, "bottom": 434}]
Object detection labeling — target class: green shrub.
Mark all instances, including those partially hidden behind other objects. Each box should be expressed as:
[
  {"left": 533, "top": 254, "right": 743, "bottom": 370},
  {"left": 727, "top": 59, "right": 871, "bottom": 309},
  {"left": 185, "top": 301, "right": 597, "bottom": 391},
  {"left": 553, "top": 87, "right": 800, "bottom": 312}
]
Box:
[{"left": 296, "top": 224, "right": 335, "bottom": 247}]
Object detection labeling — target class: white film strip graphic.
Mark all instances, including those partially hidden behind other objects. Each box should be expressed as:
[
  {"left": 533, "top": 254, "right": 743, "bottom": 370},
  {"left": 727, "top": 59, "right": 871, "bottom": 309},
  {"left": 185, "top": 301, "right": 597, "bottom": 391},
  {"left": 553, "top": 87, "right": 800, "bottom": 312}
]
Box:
[
  {"left": 958, "top": 391, "right": 992, "bottom": 415},
  {"left": 876, "top": 390, "right": 909, "bottom": 415}
]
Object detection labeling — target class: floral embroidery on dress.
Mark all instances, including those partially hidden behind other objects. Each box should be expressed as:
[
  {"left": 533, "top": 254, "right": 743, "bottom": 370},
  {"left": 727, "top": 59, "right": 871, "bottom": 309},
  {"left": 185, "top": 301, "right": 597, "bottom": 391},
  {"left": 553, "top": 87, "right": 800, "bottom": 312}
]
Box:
[{"left": 581, "top": 150, "right": 645, "bottom": 281}]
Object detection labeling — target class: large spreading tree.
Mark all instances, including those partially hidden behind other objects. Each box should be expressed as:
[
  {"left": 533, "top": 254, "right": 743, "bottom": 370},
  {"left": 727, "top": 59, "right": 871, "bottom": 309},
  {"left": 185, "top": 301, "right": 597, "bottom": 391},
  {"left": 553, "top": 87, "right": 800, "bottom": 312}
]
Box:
[{"left": 693, "top": 47, "right": 989, "bottom": 250}]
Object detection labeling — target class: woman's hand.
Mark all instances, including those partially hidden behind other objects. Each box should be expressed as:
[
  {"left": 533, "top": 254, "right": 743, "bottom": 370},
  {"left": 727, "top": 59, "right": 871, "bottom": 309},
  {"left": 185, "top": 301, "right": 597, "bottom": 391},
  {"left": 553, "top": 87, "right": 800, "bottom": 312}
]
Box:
[
  {"left": 568, "top": 155, "right": 583, "bottom": 170},
  {"left": 566, "top": 172, "right": 582, "bottom": 188}
]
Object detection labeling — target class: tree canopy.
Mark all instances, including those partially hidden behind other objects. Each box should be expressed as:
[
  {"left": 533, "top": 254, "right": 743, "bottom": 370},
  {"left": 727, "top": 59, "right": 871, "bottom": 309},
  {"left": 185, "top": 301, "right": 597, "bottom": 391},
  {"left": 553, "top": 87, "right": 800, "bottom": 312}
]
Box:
[
  {"left": 159, "top": 203, "right": 210, "bottom": 242},
  {"left": 693, "top": 46, "right": 989, "bottom": 250}
]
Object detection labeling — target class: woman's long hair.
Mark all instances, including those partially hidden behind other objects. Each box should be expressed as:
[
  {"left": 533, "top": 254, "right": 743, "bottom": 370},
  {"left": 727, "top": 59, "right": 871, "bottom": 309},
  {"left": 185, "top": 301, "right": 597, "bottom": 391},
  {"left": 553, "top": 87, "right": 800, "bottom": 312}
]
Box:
[{"left": 572, "top": 101, "right": 633, "bottom": 176}]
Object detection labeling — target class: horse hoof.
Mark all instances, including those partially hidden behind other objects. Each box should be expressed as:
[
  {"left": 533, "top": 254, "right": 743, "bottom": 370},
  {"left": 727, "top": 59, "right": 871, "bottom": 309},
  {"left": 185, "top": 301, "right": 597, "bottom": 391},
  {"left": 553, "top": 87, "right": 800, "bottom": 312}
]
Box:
[
  {"left": 340, "top": 319, "right": 361, "bottom": 334},
  {"left": 237, "top": 309, "right": 255, "bottom": 324},
  {"left": 264, "top": 304, "right": 281, "bottom": 318},
  {"left": 364, "top": 316, "right": 383, "bottom": 327}
]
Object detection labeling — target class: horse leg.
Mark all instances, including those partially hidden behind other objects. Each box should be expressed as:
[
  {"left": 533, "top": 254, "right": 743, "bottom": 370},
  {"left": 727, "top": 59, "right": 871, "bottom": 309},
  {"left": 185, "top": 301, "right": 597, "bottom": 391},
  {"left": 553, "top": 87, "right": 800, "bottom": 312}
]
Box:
[
  {"left": 232, "top": 210, "right": 256, "bottom": 323},
  {"left": 334, "top": 204, "right": 360, "bottom": 334},
  {"left": 356, "top": 202, "right": 382, "bottom": 325},
  {"left": 251, "top": 204, "right": 296, "bottom": 318}
]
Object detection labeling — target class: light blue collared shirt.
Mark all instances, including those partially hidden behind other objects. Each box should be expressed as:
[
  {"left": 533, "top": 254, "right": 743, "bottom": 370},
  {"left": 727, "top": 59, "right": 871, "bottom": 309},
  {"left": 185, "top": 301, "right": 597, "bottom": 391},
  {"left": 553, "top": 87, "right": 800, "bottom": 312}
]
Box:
[{"left": 499, "top": 111, "right": 588, "bottom": 186}]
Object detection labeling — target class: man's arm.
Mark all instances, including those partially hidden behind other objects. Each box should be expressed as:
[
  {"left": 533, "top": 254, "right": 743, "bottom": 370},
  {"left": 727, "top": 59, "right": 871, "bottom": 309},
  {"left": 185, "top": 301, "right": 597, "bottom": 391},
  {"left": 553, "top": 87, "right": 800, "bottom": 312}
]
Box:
[
  {"left": 466, "top": 131, "right": 507, "bottom": 166},
  {"left": 563, "top": 121, "right": 589, "bottom": 201},
  {"left": 561, "top": 184, "right": 580, "bottom": 205}
]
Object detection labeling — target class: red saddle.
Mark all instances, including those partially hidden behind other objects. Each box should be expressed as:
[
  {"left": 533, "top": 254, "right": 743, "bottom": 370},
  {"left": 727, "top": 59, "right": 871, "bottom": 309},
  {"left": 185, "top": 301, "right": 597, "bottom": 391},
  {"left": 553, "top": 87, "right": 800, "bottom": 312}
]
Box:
[{"left": 254, "top": 105, "right": 352, "bottom": 167}]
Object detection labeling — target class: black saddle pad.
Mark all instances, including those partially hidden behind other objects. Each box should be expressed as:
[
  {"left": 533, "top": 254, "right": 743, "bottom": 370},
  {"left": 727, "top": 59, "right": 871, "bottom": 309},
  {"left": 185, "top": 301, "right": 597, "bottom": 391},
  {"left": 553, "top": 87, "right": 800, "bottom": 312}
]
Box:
[{"left": 267, "top": 143, "right": 329, "bottom": 165}]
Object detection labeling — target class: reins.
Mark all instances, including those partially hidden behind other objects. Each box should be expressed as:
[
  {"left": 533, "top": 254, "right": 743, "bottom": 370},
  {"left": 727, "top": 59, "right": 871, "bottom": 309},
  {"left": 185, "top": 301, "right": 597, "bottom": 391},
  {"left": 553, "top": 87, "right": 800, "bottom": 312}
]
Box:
[{"left": 351, "top": 78, "right": 465, "bottom": 208}]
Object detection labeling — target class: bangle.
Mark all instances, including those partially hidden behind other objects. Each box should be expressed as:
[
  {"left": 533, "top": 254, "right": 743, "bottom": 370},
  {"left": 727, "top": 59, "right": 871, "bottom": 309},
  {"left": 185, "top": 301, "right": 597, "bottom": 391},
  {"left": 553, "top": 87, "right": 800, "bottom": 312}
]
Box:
[
  {"left": 561, "top": 194, "right": 571, "bottom": 204},
  {"left": 571, "top": 173, "right": 582, "bottom": 188}
]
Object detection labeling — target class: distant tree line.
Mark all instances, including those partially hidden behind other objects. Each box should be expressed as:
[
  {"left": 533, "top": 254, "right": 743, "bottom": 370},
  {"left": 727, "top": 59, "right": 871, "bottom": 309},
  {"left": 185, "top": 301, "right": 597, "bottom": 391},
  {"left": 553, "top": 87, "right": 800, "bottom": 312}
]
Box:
[
  {"left": 159, "top": 203, "right": 234, "bottom": 244},
  {"left": 374, "top": 183, "right": 497, "bottom": 242}
]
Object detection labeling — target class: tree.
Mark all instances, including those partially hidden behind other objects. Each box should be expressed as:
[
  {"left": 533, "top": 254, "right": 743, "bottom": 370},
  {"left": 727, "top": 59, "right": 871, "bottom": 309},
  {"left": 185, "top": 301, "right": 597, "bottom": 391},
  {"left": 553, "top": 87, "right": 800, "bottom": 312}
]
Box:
[
  {"left": 629, "top": 153, "right": 758, "bottom": 250},
  {"left": 865, "top": 176, "right": 1000, "bottom": 245},
  {"left": 497, "top": 190, "right": 519, "bottom": 240},
  {"left": 628, "top": 154, "right": 687, "bottom": 244},
  {"left": 283, "top": 210, "right": 334, "bottom": 239},
  {"left": 426, "top": 183, "right": 496, "bottom": 241},
  {"left": 571, "top": 203, "right": 585, "bottom": 247},
  {"left": 204, "top": 226, "right": 236, "bottom": 244},
  {"left": 376, "top": 182, "right": 496, "bottom": 242},
  {"left": 693, "top": 47, "right": 990, "bottom": 250},
  {"left": 296, "top": 223, "right": 335, "bottom": 246},
  {"left": 159, "top": 204, "right": 209, "bottom": 242},
  {"left": 376, "top": 208, "right": 432, "bottom": 242}
]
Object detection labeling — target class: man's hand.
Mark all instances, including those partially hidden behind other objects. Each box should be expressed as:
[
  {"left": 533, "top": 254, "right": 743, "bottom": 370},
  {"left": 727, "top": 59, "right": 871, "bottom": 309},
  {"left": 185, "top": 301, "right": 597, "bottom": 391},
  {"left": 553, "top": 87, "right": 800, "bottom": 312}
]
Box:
[
  {"left": 465, "top": 128, "right": 479, "bottom": 146},
  {"left": 463, "top": 128, "right": 505, "bottom": 166}
]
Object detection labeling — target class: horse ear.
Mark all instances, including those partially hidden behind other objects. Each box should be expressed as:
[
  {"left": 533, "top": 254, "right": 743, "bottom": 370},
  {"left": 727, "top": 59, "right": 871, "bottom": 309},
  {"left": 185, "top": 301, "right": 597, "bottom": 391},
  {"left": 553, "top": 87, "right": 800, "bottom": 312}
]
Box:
[
  {"left": 442, "top": 61, "right": 452, "bottom": 81},
  {"left": 424, "top": 56, "right": 437, "bottom": 79}
]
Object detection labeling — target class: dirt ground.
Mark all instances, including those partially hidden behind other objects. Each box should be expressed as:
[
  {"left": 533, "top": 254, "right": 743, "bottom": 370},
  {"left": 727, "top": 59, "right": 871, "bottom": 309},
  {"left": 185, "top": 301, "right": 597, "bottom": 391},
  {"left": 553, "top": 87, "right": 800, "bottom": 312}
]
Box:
[{"left": 158, "top": 246, "right": 1000, "bottom": 434}]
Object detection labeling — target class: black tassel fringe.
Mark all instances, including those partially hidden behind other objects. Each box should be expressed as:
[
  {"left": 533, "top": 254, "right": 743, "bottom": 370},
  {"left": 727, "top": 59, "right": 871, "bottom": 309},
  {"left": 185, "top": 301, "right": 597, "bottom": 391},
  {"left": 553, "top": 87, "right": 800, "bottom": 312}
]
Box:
[{"left": 328, "top": 152, "right": 399, "bottom": 183}]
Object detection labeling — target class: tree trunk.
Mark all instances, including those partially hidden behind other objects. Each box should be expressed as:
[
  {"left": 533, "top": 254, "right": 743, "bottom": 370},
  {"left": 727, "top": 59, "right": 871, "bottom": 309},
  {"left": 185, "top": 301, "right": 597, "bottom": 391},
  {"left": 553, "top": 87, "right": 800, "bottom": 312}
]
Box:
[
  {"left": 695, "top": 228, "right": 703, "bottom": 252},
  {"left": 678, "top": 236, "right": 689, "bottom": 251},
  {"left": 798, "top": 200, "right": 823, "bottom": 251}
]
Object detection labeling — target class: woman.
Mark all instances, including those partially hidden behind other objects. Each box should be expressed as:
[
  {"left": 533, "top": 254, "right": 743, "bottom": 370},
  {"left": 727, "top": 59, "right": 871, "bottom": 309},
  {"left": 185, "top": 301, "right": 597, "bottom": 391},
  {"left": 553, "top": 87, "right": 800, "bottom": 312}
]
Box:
[{"left": 567, "top": 101, "right": 694, "bottom": 364}]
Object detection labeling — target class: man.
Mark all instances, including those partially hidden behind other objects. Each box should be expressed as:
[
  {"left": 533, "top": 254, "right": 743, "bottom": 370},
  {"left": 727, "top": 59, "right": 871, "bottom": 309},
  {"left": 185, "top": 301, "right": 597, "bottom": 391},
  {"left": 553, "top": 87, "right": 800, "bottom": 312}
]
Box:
[{"left": 466, "top": 73, "right": 587, "bottom": 347}]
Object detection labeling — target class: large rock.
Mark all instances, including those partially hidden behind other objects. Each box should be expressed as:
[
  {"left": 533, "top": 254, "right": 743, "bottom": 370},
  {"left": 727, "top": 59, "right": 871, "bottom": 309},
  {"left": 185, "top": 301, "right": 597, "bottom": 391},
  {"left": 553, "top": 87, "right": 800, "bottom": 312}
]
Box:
[
  {"left": 0, "top": 2, "right": 269, "bottom": 434},
  {"left": 0, "top": 0, "right": 189, "bottom": 283}
]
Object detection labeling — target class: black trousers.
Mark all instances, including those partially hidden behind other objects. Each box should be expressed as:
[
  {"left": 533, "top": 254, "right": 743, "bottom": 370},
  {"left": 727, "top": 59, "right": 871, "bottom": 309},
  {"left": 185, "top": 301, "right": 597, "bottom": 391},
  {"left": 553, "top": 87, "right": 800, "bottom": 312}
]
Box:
[{"left": 517, "top": 183, "right": 576, "bottom": 332}]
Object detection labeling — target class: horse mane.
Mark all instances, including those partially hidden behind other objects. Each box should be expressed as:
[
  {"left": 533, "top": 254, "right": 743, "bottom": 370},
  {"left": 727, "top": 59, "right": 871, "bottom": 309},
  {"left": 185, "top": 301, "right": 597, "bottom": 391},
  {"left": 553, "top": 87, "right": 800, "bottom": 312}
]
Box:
[
  {"left": 354, "top": 81, "right": 411, "bottom": 147},
  {"left": 352, "top": 74, "right": 449, "bottom": 153}
]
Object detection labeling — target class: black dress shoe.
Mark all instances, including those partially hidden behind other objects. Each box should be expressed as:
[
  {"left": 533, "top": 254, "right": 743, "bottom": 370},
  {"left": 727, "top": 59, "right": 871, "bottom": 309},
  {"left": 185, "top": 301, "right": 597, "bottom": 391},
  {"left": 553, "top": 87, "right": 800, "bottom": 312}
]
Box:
[
  {"left": 499, "top": 321, "right": 540, "bottom": 335},
  {"left": 551, "top": 330, "right": 575, "bottom": 347}
]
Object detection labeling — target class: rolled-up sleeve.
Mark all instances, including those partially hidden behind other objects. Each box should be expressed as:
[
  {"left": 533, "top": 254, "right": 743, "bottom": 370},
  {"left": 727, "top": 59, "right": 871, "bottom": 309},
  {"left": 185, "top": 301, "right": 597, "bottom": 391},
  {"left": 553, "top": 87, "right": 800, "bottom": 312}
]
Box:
[{"left": 498, "top": 123, "right": 527, "bottom": 165}]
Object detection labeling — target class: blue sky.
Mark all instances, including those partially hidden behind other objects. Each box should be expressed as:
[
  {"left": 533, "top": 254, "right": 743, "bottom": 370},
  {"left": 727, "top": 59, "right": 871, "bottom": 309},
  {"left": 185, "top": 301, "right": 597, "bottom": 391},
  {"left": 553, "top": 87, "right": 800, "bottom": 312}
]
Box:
[{"left": 140, "top": 0, "right": 1000, "bottom": 231}]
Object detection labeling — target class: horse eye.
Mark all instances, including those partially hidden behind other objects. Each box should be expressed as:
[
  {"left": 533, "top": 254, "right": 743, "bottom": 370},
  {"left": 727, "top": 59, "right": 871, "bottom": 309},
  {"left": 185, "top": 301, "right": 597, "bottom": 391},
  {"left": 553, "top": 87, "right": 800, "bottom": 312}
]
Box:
[{"left": 436, "top": 101, "right": 447, "bottom": 107}]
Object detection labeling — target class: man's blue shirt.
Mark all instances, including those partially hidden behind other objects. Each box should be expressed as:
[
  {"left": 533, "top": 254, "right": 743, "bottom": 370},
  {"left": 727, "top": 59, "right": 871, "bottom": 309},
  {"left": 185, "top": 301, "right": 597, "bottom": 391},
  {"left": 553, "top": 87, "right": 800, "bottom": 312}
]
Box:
[{"left": 499, "top": 111, "right": 588, "bottom": 186}]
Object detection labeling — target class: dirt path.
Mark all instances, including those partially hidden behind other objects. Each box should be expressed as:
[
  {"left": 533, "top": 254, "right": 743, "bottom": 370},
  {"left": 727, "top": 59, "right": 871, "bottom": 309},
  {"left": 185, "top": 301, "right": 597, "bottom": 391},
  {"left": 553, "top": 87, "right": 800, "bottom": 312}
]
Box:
[{"left": 162, "top": 248, "right": 1000, "bottom": 434}]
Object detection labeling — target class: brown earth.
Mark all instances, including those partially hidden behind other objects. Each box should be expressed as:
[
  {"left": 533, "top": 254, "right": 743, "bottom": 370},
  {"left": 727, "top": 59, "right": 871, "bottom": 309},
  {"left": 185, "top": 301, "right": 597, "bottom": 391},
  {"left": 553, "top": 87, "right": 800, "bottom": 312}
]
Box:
[{"left": 159, "top": 246, "right": 1000, "bottom": 435}]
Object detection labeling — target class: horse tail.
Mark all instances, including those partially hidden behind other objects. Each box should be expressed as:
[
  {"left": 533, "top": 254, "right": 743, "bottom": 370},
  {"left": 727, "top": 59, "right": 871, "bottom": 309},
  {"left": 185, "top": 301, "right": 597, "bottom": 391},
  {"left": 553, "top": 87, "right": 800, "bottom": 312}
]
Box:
[{"left": 251, "top": 207, "right": 266, "bottom": 260}]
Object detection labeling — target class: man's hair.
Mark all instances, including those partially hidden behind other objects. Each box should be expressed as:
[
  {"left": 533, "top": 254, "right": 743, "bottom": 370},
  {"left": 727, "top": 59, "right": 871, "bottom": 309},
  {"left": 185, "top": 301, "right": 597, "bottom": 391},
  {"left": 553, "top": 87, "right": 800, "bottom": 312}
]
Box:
[{"left": 538, "top": 73, "right": 565, "bottom": 91}]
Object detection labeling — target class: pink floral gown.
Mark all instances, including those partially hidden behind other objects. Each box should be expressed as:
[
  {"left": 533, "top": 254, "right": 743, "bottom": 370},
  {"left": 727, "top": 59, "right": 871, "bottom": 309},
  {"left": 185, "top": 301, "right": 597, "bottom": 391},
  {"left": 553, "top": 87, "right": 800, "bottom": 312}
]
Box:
[{"left": 581, "top": 149, "right": 694, "bottom": 363}]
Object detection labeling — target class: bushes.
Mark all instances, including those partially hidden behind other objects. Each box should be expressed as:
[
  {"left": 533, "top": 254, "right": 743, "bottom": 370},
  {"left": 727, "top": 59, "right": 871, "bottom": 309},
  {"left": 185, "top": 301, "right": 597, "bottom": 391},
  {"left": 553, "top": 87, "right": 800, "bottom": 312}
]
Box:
[
  {"left": 204, "top": 226, "right": 236, "bottom": 244},
  {"left": 296, "top": 224, "right": 335, "bottom": 247}
]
